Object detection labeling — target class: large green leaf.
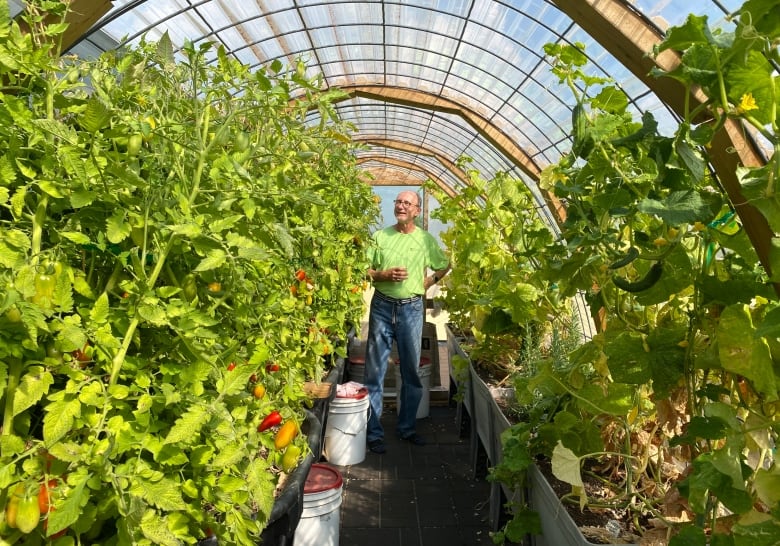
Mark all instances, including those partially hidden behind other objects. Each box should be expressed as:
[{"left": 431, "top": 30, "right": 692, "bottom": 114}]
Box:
[
  {"left": 755, "top": 304, "right": 780, "bottom": 338},
  {"left": 726, "top": 50, "right": 777, "bottom": 126},
  {"left": 578, "top": 382, "right": 636, "bottom": 415},
  {"left": 718, "top": 304, "right": 778, "bottom": 400},
  {"left": 655, "top": 14, "right": 713, "bottom": 54},
  {"left": 604, "top": 331, "right": 652, "bottom": 385},
  {"left": 754, "top": 467, "right": 780, "bottom": 507},
  {"left": 739, "top": 164, "right": 780, "bottom": 234},
  {"left": 639, "top": 190, "right": 709, "bottom": 224}
]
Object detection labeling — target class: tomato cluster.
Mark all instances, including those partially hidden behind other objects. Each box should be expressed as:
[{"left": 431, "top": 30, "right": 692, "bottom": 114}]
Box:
[{"left": 3, "top": 479, "right": 62, "bottom": 537}]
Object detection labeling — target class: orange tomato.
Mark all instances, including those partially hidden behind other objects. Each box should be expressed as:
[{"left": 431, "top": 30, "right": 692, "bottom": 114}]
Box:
[
  {"left": 38, "top": 479, "right": 58, "bottom": 514},
  {"left": 274, "top": 420, "right": 298, "bottom": 449},
  {"left": 253, "top": 384, "right": 266, "bottom": 399}
]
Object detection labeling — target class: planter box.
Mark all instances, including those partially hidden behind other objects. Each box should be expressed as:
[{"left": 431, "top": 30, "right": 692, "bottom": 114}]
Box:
[
  {"left": 528, "top": 463, "right": 635, "bottom": 546},
  {"left": 445, "top": 326, "right": 523, "bottom": 533},
  {"left": 445, "top": 325, "right": 473, "bottom": 434},
  {"left": 469, "top": 364, "right": 510, "bottom": 466},
  {"left": 468, "top": 363, "right": 526, "bottom": 533}
]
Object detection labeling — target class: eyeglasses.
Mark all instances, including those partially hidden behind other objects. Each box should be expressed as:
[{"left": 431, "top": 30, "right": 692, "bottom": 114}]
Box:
[{"left": 393, "top": 199, "right": 419, "bottom": 208}]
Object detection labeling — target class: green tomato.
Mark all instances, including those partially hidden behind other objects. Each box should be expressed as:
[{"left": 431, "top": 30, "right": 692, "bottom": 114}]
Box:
[
  {"left": 65, "top": 67, "right": 80, "bottom": 84},
  {"left": 46, "top": 343, "right": 64, "bottom": 363},
  {"left": 127, "top": 134, "right": 143, "bottom": 156},
  {"left": 182, "top": 274, "right": 198, "bottom": 302},
  {"left": 32, "top": 273, "right": 56, "bottom": 309},
  {"left": 130, "top": 226, "right": 146, "bottom": 248},
  {"left": 281, "top": 445, "right": 301, "bottom": 473},
  {"left": 15, "top": 494, "right": 40, "bottom": 534},
  {"left": 235, "top": 131, "right": 250, "bottom": 152},
  {"left": 4, "top": 306, "right": 22, "bottom": 323}
]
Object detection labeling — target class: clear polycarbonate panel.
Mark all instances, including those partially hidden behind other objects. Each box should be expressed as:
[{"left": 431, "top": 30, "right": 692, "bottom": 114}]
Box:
[
  {"left": 633, "top": 0, "right": 742, "bottom": 30},
  {"left": 65, "top": 0, "right": 760, "bottom": 202}
]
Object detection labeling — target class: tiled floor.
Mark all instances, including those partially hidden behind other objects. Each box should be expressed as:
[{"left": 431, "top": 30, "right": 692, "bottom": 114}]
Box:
[{"left": 329, "top": 401, "right": 496, "bottom": 546}]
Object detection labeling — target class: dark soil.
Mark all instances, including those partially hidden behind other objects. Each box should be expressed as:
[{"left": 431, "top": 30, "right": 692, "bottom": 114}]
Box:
[{"left": 535, "top": 458, "right": 644, "bottom": 545}]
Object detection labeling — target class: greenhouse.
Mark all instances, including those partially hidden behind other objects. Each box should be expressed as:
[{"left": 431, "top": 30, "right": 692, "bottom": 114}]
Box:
[{"left": 0, "top": 0, "right": 777, "bottom": 545}]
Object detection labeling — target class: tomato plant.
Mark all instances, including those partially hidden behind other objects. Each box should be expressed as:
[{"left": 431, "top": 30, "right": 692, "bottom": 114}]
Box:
[{"left": 0, "top": 4, "right": 379, "bottom": 544}]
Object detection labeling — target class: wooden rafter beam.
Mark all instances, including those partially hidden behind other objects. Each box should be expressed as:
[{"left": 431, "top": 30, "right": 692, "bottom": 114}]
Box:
[
  {"left": 356, "top": 155, "right": 458, "bottom": 199},
  {"left": 553, "top": 0, "right": 774, "bottom": 277},
  {"left": 17, "top": 0, "right": 112, "bottom": 54},
  {"left": 341, "top": 84, "right": 541, "bottom": 179},
  {"left": 356, "top": 135, "right": 468, "bottom": 189},
  {"left": 338, "top": 85, "right": 567, "bottom": 224}
]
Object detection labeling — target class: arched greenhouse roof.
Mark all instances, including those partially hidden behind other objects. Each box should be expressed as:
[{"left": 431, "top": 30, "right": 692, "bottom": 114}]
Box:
[{"left": 21, "top": 0, "right": 771, "bottom": 259}]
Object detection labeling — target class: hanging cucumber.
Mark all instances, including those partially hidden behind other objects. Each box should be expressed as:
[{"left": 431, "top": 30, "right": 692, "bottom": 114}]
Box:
[
  {"left": 613, "top": 261, "right": 663, "bottom": 293},
  {"left": 571, "top": 103, "right": 594, "bottom": 159},
  {"left": 608, "top": 247, "right": 639, "bottom": 270}
]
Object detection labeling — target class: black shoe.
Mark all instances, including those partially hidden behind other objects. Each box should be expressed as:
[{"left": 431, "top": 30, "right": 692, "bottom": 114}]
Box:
[
  {"left": 399, "top": 433, "right": 426, "bottom": 446},
  {"left": 368, "top": 439, "right": 386, "bottom": 454}
]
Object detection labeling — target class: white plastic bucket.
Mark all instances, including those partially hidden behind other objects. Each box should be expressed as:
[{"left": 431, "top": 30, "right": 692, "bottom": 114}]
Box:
[
  {"left": 324, "top": 389, "right": 369, "bottom": 466},
  {"left": 293, "top": 463, "right": 343, "bottom": 546},
  {"left": 394, "top": 357, "right": 432, "bottom": 419}
]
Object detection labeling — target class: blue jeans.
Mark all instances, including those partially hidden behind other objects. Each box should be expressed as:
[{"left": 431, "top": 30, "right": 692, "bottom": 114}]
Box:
[{"left": 365, "top": 292, "right": 424, "bottom": 442}]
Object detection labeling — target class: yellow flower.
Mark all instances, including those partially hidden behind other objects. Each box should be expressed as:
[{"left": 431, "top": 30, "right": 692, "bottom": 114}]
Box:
[
  {"left": 736, "top": 93, "right": 758, "bottom": 114},
  {"left": 653, "top": 237, "right": 669, "bottom": 247}
]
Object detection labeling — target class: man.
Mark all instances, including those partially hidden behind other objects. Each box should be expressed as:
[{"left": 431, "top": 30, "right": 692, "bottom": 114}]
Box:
[{"left": 364, "top": 190, "right": 450, "bottom": 454}]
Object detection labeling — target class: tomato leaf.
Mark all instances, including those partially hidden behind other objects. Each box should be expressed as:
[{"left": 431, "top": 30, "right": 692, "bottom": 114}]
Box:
[
  {"left": 43, "top": 397, "right": 81, "bottom": 447},
  {"left": 194, "top": 249, "right": 227, "bottom": 272},
  {"left": 212, "top": 441, "right": 245, "bottom": 468},
  {"left": 163, "top": 404, "right": 209, "bottom": 445},
  {"left": 131, "top": 476, "right": 187, "bottom": 512},
  {"left": 13, "top": 366, "right": 53, "bottom": 416},
  {"left": 90, "top": 292, "right": 110, "bottom": 325},
  {"left": 106, "top": 211, "right": 131, "bottom": 244},
  {"left": 80, "top": 97, "right": 111, "bottom": 133},
  {"left": 46, "top": 470, "right": 90, "bottom": 535},
  {"left": 138, "top": 303, "right": 168, "bottom": 326}
]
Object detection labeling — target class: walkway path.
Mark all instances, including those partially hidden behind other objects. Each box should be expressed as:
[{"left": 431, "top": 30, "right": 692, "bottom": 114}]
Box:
[{"left": 335, "top": 402, "right": 495, "bottom": 546}]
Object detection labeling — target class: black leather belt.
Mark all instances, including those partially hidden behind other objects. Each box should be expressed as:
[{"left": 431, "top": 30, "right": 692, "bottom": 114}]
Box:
[{"left": 374, "top": 291, "right": 422, "bottom": 305}]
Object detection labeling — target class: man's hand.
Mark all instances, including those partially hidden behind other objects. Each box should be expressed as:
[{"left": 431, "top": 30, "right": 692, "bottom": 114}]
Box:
[{"left": 388, "top": 266, "right": 408, "bottom": 282}]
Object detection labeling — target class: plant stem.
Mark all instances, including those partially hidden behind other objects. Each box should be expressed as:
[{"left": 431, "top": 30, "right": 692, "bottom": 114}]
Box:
[
  {"left": 1, "top": 358, "right": 22, "bottom": 436},
  {"left": 30, "top": 195, "right": 48, "bottom": 266}
]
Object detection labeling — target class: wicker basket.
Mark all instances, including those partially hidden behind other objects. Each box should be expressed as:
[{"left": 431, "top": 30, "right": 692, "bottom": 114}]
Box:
[{"left": 303, "top": 381, "right": 333, "bottom": 399}]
